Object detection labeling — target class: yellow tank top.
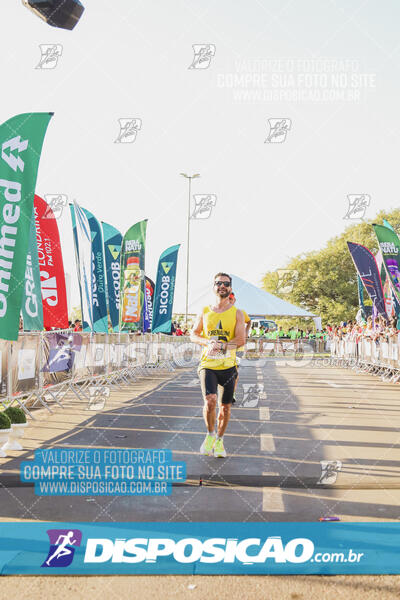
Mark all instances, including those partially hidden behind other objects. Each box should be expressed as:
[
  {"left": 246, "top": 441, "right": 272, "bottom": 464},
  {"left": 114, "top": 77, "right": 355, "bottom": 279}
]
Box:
[
  {"left": 242, "top": 309, "right": 250, "bottom": 323},
  {"left": 200, "top": 305, "right": 237, "bottom": 370}
]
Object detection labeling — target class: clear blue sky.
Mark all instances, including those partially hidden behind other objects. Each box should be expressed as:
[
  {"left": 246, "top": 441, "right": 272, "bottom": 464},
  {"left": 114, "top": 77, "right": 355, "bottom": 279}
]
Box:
[{"left": 1, "top": 0, "right": 399, "bottom": 313}]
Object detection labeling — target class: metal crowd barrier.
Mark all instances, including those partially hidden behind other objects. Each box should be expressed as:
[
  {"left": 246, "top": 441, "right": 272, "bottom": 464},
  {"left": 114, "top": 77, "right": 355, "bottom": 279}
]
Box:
[
  {"left": 330, "top": 335, "right": 400, "bottom": 383},
  {"left": 0, "top": 331, "right": 202, "bottom": 419}
]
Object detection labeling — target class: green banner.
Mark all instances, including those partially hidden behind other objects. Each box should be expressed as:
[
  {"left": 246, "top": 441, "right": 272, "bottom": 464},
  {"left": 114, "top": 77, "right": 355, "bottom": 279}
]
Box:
[
  {"left": 120, "top": 219, "right": 147, "bottom": 332},
  {"left": 0, "top": 112, "right": 52, "bottom": 340},
  {"left": 21, "top": 210, "right": 43, "bottom": 331},
  {"left": 373, "top": 223, "right": 400, "bottom": 304},
  {"left": 152, "top": 244, "right": 180, "bottom": 333}
]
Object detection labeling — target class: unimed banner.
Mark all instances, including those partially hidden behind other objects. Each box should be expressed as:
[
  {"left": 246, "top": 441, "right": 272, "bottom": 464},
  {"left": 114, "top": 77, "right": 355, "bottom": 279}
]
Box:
[
  {"left": 82, "top": 208, "right": 108, "bottom": 333},
  {"left": 0, "top": 112, "right": 52, "bottom": 340},
  {"left": 21, "top": 209, "right": 43, "bottom": 331},
  {"left": 373, "top": 224, "right": 400, "bottom": 307},
  {"left": 102, "top": 221, "right": 122, "bottom": 332},
  {"left": 34, "top": 195, "right": 68, "bottom": 329},
  {"left": 152, "top": 244, "right": 180, "bottom": 333},
  {"left": 347, "top": 241, "right": 387, "bottom": 319},
  {"left": 120, "top": 219, "right": 147, "bottom": 332}
]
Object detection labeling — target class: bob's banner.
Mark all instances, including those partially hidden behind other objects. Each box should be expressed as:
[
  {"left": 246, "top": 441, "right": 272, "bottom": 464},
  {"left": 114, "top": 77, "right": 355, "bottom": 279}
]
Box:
[
  {"left": 143, "top": 276, "right": 155, "bottom": 333},
  {"left": 21, "top": 209, "right": 44, "bottom": 331},
  {"left": 377, "top": 222, "right": 400, "bottom": 316},
  {"left": 152, "top": 244, "right": 180, "bottom": 334},
  {"left": 102, "top": 222, "right": 122, "bottom": 332},
  {"left": 0, "top": 112, "right": 52, "bottom": 340},
  {"left": 34, "top": 194, "right": 68, "bottom": 329},
  {"left": 82, "top": 208, "right": 108, "bottom": 333},
  {"left": 347, "top": 241, "right": 388, "bottom": 320},
  {"left": 373, "top": 224, "right": 400, "bottom": 307},
  {"left": 120, "top": 220, "right": 147, "bottom": 332},
  {"left": 70, "top": 201, "right": 93, "bottom": 331}
]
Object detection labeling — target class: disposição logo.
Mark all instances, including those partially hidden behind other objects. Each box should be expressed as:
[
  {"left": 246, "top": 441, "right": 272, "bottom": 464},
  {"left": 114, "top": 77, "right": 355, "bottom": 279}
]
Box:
[{"left": 42, "top": 529, "right": 82, "bottom": 568}]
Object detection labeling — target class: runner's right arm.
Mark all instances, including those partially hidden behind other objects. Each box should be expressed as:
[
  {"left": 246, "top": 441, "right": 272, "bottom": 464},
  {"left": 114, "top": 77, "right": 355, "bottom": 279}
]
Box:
[{"left": 190, "top": 312, "right": 210, "bottom": 347}]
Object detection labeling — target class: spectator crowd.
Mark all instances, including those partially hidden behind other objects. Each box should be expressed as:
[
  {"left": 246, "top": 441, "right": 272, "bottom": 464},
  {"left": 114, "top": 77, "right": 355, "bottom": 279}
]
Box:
[
  {"left": 249, "top": 325, "right": 329, "bottom": 342},
  {"left": 327, "top": 314, "right": 400, "bottom": 343}
]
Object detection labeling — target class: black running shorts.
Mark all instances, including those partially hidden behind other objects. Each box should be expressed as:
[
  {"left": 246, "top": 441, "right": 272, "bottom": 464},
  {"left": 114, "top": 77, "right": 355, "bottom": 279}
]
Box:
[{"left": 198, "top": 366, "right": 238, "bottom": 405}]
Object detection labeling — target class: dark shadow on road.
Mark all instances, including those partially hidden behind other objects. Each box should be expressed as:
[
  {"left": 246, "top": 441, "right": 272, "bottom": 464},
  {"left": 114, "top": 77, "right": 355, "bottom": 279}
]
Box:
[{"left": 1, "top": 362, "right": 400, "bottom": 522}]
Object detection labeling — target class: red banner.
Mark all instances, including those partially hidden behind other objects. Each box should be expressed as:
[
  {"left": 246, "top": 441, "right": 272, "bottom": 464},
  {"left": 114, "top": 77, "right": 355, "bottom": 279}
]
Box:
[{"left": 34, "top": 195, "right": 68, "bottom": 329}]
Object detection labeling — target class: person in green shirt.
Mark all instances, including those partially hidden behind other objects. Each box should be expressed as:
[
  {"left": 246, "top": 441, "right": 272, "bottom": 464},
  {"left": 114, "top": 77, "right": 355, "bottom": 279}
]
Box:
[
  {"left": 322, "top": 331, "right": 328, "bottom": 351},
  {"left": 287, "top": 328, "right": 297, "bottom": 351},
  {"left": 267, "top": 328, "right": 278, "bottom": 354},
  {"left": 276, "top": 327, "right": 285, "bottom": 354},
  {"left": 295, "top": 330, "right": 302, "bottom": 352},
  {"left": 315, "top": 331, "right": 325, "bottom": 351}
]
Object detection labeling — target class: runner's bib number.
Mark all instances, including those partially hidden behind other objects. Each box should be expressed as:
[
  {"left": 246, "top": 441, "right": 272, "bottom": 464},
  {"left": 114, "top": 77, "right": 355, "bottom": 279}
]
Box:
[{"left": 206, "top": 341, "right": 226, "bottom": 360}]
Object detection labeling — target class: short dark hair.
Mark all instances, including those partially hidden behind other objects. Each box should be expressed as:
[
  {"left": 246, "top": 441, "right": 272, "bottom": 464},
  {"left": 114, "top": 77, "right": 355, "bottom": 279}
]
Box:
[{"left": 214, "top": 272, "right": 232, "bottom": 285}]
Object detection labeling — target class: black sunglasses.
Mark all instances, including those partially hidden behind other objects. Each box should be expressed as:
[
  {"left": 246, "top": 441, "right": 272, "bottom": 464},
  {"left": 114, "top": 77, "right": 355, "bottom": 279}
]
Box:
[{"left": 214, "top": 280, "right": 231, "bottom": 287}]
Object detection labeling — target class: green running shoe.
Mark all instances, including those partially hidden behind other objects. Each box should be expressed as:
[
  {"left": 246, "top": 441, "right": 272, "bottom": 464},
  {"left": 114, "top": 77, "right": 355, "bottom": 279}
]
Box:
[
  {"left": 213, "top": 438, "right": 227, "bottom": 458},
  {"left": 200, "top": 434, "right": 215, "bottom": 456}
]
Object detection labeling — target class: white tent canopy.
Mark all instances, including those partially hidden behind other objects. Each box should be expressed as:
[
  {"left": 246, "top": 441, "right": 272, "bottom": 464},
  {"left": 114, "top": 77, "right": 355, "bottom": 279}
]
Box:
[{"left": 181, "top": 274, "right": 317, "bottom": 318}]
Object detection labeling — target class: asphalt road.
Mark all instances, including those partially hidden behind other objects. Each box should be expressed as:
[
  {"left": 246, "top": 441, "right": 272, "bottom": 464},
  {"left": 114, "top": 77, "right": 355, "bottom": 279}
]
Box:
[{"left": 1, "top": 356, "right": 400, "bottom": 522}]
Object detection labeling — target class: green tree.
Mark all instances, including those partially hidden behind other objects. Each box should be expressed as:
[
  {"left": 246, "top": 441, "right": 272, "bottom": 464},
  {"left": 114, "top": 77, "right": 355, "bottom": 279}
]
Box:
[{"left": 262, "top": 209, "right": 400, "bottom": 325}]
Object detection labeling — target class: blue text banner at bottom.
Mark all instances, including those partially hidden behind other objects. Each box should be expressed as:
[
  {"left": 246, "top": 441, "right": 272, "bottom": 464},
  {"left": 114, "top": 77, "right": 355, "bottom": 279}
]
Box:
[{"left": 0, "top": 522, "right": 399, "bottom": 575}]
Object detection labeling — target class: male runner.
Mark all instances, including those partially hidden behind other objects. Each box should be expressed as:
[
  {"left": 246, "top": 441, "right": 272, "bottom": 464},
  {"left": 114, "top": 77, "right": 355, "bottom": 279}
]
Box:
[
  {"left": 191, "top": 273, "right": 245, "bottom": 457},
  {"left": 228, "top": 292, "right": 251, "bottom": 402}
]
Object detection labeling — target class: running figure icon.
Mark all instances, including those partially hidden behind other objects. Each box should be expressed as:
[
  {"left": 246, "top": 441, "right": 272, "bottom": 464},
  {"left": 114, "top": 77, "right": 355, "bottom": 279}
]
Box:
[{"left": 45, "top": 531, "right": 77, "bottom": 566}]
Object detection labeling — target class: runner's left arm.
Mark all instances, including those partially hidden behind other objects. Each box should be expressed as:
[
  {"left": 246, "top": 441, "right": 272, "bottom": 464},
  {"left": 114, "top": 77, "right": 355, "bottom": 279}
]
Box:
[{"left": 222, "top": 309, "right": 246, "bottom": 351}]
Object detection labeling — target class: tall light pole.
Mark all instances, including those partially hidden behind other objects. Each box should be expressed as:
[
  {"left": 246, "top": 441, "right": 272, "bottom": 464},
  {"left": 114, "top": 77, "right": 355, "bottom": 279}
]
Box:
[{"left": 180, "top": 172, "right": 200, "bottom": 326}]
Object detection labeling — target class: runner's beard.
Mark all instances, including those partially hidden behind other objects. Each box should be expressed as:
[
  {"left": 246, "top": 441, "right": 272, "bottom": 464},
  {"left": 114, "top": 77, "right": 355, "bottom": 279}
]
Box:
[{"left": 217, "top": 288, "right": 230, "bottom": 298}]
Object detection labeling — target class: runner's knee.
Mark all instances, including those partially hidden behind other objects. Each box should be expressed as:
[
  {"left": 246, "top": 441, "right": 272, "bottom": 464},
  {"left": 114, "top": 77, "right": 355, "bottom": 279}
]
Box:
[
  {"left": 204, "top": 394, "right": 217, "bottom": 409},
  {"left": 219, "top": 403, "right": 231, "bottom": 416}
]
